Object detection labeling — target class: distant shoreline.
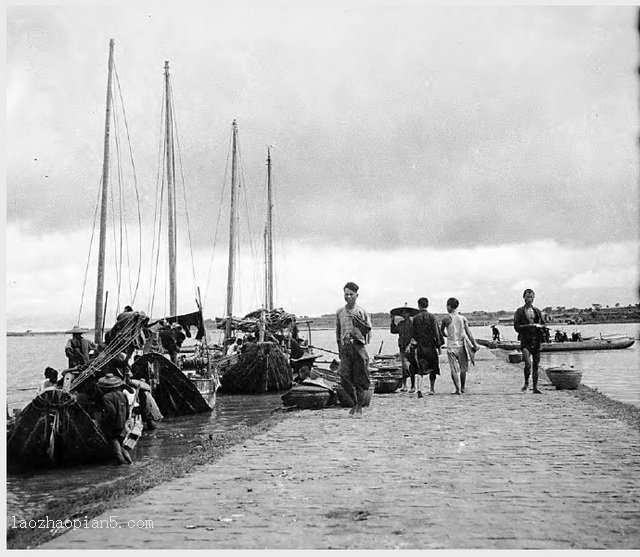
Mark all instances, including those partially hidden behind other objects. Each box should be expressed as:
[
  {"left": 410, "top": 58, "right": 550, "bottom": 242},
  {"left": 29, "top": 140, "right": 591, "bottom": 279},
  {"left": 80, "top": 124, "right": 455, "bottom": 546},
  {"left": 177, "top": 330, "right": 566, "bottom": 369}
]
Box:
[{"left": 7, "top": 318, "right": 640, "bottom": 336}]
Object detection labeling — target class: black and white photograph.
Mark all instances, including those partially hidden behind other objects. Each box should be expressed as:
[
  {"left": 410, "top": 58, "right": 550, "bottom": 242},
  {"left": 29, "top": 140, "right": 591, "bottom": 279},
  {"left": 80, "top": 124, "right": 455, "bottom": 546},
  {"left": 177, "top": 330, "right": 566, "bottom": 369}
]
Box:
[{"left": 5, "top": 2, "right": 640, "bottom": 550}]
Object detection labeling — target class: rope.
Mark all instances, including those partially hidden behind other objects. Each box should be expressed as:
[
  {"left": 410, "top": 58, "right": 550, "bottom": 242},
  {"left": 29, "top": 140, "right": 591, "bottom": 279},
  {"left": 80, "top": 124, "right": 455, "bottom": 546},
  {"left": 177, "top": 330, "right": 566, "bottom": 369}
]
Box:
[
  {"left": 70, "top": 314, "right": 148, "bottom": 390},
  {"left": 114, "top": 64, "right": 143, "bottom": 306},
  {"left": 169, "top": 84, "right": 199, "bottom": 301},
  {"left": 77, "top": 177, "right": 103, "bottom": 326},
  {"left": 203, "top": 132, "right": 231, "bottom": 310}
]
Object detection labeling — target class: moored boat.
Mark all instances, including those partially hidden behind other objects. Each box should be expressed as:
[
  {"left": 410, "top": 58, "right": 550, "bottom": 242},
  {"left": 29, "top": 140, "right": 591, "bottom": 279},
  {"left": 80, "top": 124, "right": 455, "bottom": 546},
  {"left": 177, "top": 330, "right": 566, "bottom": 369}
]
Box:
[
  {"left": 7, "top": 389, "right": 115, "bottom": 467},
  {"left": 211, "top": 129, "right": 295, "bottom": 394},
  {"left": 477, "top": 336, "right": 634, "bottom": 352}
]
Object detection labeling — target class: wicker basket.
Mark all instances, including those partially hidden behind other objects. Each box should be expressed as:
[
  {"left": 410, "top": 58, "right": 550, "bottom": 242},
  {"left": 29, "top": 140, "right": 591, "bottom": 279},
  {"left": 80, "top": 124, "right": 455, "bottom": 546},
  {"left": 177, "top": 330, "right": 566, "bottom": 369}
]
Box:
[
  {"left": 281, "top": 388, "right": 331, "bottom": 410},
  {"left": 374, "top": 377, "right": 401, "bottom": 394},
  {"left": 545, "top": 365, "right": 583, "bottom": 390},
  {"left": 508, "top": 351, "right": 523, "bottom": 364}
]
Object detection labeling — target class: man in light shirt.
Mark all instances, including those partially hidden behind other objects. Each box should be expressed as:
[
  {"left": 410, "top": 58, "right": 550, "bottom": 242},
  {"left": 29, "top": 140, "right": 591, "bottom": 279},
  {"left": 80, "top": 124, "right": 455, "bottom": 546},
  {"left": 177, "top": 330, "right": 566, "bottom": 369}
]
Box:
[
  {"left": 440, "top": 297, "right": 479, "bottom": 395},
  {"left": 336, "top": 281, "right": 372, "bottom": 418}
]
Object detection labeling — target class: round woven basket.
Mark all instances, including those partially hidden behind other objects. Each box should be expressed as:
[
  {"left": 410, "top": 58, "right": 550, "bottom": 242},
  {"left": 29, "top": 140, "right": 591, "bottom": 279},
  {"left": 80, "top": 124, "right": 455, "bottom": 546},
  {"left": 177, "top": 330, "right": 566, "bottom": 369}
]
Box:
[
  {"left": 508, "top": 351, "right": 523, "bottom": 364},
  {"left": 282, "top": 390, "right": 331, "bottom": 410},
  {"left": 545, "top": 365, "right": 582, "bottom": 390},
  {"left": 374, "top": 377, "right": 401, "bottom": 394}
]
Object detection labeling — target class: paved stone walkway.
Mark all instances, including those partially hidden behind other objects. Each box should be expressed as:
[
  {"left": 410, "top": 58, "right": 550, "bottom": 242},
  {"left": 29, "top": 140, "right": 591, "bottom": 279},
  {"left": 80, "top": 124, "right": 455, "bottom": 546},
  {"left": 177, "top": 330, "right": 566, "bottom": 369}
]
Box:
[{"left": 42, "top": 350, "right": 640, "bottom": 549}]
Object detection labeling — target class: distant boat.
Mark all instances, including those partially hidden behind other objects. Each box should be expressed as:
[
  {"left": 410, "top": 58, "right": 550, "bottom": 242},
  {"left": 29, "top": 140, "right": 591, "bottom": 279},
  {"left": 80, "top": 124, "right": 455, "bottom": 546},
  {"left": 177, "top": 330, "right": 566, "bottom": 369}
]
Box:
[{"left": 477, "top": 336, "right": 635, "bottom": 352}]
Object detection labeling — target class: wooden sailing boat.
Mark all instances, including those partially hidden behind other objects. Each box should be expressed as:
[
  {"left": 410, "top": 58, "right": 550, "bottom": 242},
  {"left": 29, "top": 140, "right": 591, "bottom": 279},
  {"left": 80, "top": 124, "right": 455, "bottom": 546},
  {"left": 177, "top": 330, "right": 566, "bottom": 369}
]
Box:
[
  {"left": 214, "top": 126, "right": 293, "bottom": 394},
  {"left": 131, "top": 60, "right": 218, "bottom": 416},
  {"left": 8, "top": 40, "right": 139, "bottom": 467}
]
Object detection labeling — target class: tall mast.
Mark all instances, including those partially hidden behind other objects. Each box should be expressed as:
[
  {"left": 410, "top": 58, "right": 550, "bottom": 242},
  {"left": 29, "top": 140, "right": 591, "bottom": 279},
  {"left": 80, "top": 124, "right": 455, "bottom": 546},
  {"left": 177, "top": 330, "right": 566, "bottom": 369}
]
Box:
[
  {"left": 225, "top": 120, "right": 238, "bottom": 341},
  {"left": 94, "top": 38, "right": 115, "bottom": 344},
  {"left": 265, "top": 147, "right": 274, "bottom": 311},
  {"left": 164, "top": 61, "right": 177, "bottom": 316}
]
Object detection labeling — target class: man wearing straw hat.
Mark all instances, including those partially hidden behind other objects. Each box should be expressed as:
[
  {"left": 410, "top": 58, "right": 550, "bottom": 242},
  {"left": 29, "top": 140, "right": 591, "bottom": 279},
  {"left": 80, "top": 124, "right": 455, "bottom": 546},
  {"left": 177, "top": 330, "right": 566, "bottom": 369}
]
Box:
[
  {"left": 64, "top": 326, "right": 97, "bottom": 368},
  {"left": 97, "top": 373, "right": 133, "bottom": 465}
]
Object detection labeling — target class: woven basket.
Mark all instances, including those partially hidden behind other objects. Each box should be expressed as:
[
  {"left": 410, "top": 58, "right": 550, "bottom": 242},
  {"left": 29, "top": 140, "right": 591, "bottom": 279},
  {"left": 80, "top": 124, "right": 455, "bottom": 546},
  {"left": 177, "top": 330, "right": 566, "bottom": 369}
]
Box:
[
  {"left": 508, "top": 351, "right": 523, "bottom": 364},
  {"left": 281, "top": 389, "right": 331, "bottom": 410},
  {"left": 374, "top": 377, "right": 401, "bottom": 394},
  {"left": 545, "top": 365, "right": 583, "bottom": 390}
]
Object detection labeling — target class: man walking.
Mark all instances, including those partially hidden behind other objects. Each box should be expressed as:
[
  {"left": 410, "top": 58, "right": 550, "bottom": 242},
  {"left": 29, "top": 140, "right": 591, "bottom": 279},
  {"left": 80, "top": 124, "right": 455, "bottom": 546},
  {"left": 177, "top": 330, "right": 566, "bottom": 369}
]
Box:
[
  {"left": 390, "top": 306, "right": 417, "bottom": 392},
  {"left": 410, "top": 297, "right": 444, "bottom": 397},
  {"left": 440, "top": 297, "right": 479, "bottom": 394},
  {"left": 513, "top": 288, "right": 546, "bottom": 394},
  {"left": 336, "top": 282, "right": 372, "bottom": 417}
]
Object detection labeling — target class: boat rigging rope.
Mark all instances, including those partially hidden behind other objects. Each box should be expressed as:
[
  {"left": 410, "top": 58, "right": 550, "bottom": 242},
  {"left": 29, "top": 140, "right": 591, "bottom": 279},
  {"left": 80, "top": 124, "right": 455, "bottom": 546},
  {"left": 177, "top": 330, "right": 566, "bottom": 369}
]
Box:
[
  {"left": 70, "top": 313, "right": 148, "bottom": 391},
  {"left": 75, "top": 61, "right": 143, "bottom": 326},
  {"left": 76, "top": 178, "right": 103, "bottom": 326},
  {"left": 169, "top": 89, "right": 199, "bottom": 300},
  {"left": 203, "top": 135, "right": 231, "bottom": 310},
  {"left": 147, "top": 75, "right": 202, "bottom": 316}
]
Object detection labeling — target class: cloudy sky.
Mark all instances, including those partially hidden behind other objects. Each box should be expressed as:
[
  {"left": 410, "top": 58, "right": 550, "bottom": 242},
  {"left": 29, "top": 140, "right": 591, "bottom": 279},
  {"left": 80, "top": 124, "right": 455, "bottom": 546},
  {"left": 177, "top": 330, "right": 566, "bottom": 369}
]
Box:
[{"left": 5, "top": 3, "right": 639, "bottom": 331}]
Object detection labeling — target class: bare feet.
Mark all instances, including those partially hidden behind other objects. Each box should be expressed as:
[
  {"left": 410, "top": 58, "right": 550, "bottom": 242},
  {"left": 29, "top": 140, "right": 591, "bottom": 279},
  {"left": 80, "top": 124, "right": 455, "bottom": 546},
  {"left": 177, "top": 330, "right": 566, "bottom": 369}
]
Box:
[
  {"left": 417, "top": 391, "right": 423, "bottom": 398},
  {"left": 521, "top": 384, "right": 528, "bottom": 392},
  {"left": 354, "top": 406, "right": 363, "bottom": 418},
  {"left": 428, "top": 390, "right": 435, "bottom": 396},
  {"left": 532, "top": 388, "right": 542, "bottom": 394},
  {"left": 349, "top": 407, "right": 356, "bottom": 416},
  {"left": 452, "top": 390, "right": 461, "bottom": 395}
]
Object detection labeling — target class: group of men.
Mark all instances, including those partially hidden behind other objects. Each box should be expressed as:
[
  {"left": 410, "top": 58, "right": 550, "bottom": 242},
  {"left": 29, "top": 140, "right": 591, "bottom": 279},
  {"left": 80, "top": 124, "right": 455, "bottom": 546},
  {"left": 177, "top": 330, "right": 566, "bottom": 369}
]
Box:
[
  {"left": 336, "top": 283, "right": 548, "bottom": 418},
  {"left": 335, "top": 281, "right": 481, "bottom": 417}
]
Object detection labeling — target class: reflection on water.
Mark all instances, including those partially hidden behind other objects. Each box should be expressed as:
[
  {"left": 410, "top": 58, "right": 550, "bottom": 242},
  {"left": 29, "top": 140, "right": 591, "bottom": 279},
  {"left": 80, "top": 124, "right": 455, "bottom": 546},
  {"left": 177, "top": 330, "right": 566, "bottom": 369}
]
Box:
[{"left": 7, "top": 393, "right": 282, "bottom": 524}]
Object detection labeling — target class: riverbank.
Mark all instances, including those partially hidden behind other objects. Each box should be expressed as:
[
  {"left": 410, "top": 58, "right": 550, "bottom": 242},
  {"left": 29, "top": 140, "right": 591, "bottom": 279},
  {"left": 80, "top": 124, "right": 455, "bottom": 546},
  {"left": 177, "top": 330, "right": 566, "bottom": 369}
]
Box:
[
  {"left": 16, "top": 348, "right": 639, "bottom": 550},
  {"left": 7, "top": 417, "right": 286, "bottom": 549}
]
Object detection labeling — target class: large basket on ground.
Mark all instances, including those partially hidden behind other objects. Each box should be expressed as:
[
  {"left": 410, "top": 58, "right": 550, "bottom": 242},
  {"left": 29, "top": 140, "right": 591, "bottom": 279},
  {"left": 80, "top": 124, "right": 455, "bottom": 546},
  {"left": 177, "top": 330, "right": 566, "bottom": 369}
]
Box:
[
  {"left": 281, "top": 378, "right": 336, "bottom": 410},
  {"left": 372, "top": 376, "right": 402, "bottom": 394},
  {"left": 508, "top": 350, "right": 523, "bottom": 364},
  {"left": 545, "top": 365, "right": 582, "bottom": 390},
  {"left": 335, "top": 384, "right": 374, "bottom": 407},
  {"left": 282, "top": 388, "right": 332, "bottom": 410}
]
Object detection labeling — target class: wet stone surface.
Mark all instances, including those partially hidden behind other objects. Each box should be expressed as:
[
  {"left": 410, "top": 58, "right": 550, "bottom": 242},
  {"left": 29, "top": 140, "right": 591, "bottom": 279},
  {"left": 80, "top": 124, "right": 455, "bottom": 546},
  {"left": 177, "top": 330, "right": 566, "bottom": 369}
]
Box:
[{"left": 41, "top": 350, "right": 640, "bottom": 549}]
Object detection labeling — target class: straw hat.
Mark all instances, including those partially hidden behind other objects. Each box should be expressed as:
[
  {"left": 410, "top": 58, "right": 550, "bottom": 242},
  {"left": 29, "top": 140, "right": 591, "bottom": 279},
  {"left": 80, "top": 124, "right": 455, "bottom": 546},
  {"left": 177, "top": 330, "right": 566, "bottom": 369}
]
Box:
[
  {"left": 390, "top": 306, "right": 419, "bottom": 318},
  {"left": 65, "top": 325, "right": 90, "bottom": 335},
  {"left": 97, "top": 373, "right": 124, "bottom": 389}
]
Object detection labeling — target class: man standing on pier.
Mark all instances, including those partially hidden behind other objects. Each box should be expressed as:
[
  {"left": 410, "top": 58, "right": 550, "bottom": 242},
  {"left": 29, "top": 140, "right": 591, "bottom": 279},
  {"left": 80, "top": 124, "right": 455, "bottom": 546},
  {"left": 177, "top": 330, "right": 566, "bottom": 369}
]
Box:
[
  {"left": 336, "top": 282, "right": 372, "bottom": 418},
  {"left": 440, "top": 297, "right": 479, "bottom": 395},
  {"left": 513, "top": 288, "right": 546, "bottom": 394},
  {"left": 409, "top": 297, "right": 444, "bottom": 397}
]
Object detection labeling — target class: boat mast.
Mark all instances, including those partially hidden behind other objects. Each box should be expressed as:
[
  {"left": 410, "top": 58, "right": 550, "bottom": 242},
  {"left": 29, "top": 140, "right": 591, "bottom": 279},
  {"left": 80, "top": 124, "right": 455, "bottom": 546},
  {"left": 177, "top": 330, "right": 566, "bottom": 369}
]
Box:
[
  {"left": 265, "top": 147, "right": 274, "bottom": 311},
  {"left": 225, "top": 120, "right": 238, "bottom": 342},
  {"left": 94, "top": 38, "right": 115, "bottom": 344},
  {"left": 165, "top": 61, "right": 177, "bottom": 316}
]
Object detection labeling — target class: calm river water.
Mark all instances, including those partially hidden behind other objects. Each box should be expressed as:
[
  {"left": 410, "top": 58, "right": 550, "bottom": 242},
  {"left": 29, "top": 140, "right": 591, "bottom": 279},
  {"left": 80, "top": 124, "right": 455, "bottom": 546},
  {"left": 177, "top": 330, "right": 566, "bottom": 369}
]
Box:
[{"left": 5, "top": 321, "right": 639, "bottom": 524}]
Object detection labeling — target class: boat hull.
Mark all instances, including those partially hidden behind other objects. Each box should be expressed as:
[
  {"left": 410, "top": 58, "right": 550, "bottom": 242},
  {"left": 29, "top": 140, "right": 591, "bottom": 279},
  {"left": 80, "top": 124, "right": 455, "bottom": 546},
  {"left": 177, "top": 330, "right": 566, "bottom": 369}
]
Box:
[
  {"left": 132, "top": 352, "right": 214, "bottom": 417},
  {"left": 7, "top": 389, "right": 115, "bottom": 468},
  {"left": 217, "top": 341, "right": 293, "bottom": 394},
  {"left": 477, "top": 337, "right": 635, "bottom": 352}
]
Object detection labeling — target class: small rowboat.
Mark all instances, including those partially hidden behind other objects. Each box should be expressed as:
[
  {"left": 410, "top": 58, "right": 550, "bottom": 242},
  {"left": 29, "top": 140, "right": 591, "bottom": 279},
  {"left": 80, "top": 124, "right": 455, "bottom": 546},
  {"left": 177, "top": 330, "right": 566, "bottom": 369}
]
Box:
[{"left": 477, "top": 336, "right": 634, "bottom": 352}]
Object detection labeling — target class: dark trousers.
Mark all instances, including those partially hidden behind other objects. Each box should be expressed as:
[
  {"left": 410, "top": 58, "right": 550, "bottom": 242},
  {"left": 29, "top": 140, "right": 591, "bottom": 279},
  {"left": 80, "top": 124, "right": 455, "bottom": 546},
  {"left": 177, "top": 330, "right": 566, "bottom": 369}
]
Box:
[{"left": 339, "top": 341, "right": 370, "bottom": 406}]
